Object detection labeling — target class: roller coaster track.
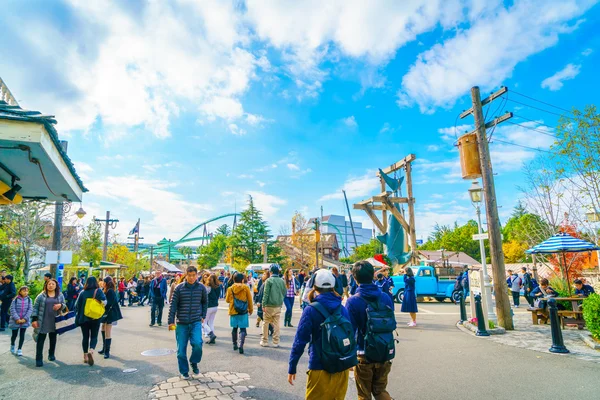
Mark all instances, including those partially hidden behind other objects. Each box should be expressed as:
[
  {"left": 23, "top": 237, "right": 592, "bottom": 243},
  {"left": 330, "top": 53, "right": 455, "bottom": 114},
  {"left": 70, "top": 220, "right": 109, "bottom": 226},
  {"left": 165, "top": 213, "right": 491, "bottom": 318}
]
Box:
[
  {"left": 141, "top": 213, "right": 240, "bottom": 252},
  {"left": 310, "top": 222, "right": 347, "bottom": 255}
]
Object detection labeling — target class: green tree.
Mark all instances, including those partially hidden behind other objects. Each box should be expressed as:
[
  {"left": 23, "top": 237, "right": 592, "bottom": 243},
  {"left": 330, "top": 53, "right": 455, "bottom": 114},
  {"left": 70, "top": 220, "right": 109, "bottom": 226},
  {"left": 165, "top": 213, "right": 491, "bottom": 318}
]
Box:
[
  {"left": 79, "top": 223, "right": 103, "bottom": 267},
  {"left": 197, "top": 234, "right": 228, "bottom": 268},
  {"left": 228, "top": 196, "right": 283, "bottom": 266},
  {"left": 421, "top": 220, "right": 489, "bottom": 262},
  {"left": 0, "top": 202, "right": 52, "bottom": 279},
  {"left": 215, "top": 224, "right": 231, "bottom": 236},
  {"left": 179, "top": 246, "right": 193, "bottom": 260}
]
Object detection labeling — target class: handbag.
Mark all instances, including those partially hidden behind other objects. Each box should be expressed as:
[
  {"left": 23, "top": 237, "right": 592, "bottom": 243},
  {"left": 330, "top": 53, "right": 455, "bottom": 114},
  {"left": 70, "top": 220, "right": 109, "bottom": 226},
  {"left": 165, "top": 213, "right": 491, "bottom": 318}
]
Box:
[
  {"left": 55, "top": 308, "right": 77, "bottom": 335},
  {"left": 84, "top": 289, "right": 105, "bottom": 319}
]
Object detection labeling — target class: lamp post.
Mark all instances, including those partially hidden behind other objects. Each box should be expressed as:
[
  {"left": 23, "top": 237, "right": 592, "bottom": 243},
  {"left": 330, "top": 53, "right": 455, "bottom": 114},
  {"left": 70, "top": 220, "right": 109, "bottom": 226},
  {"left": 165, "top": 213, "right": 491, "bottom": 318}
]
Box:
[{"left": 469, "top": 180, "right": 497, "bottom": 323}]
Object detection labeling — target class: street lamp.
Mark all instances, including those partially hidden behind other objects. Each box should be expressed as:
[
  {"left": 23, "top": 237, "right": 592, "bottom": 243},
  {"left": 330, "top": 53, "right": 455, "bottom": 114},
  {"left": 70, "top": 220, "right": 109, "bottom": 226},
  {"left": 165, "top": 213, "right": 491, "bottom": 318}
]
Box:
[
  {"left": 469, "top": 180, "right": 497, "bottom": 323},
  {"left": 75, "top": 203, "right": 87, "bottom": 219}
]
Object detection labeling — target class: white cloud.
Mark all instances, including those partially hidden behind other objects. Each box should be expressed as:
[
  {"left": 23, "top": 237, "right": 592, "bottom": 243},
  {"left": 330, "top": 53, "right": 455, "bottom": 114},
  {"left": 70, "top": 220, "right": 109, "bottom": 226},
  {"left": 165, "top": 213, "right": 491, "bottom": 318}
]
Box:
[
  {"left": 228, "top": 123, "right": 246, "bottom": 135},
  {"left": 397, "top": 1, "right": 593, "bottom": 111},
  {"left": 2, "top": 1, "right": 266, "bottom": 140},
  {"left": 379, "top": 123, "right": 391, "bottom": 133},
  {"left": 85, "top": 176, "right": 212, "bottom": 242},
  {"left": 581, "top": 48, "right": 593, "bottom": 56},
  {"left": 541, "top": 63, "right": 581, "bottom": 91},
  {"left": 238, "top": 174, "right": 255, "bottom": 179},
  {"left": 246, "top": 191, "right": 287, "bottom": 218},
  {"left": 438, "top": 124, "right": 472, "bottom": 141},
  {"left": 287, "top": 163, "right": 300, "bottom": 171},
  {"left": 256, "top": 180, "right": 266, "bottom": 187},
  {"left": 320, "top": 171, "right": 379, "bottom": 201},
  {"left": 341, "top": 116, "right": 358, "bottom": 129},
  {"left": 427, "top": 145, "right": 441, "bottom": 152}
]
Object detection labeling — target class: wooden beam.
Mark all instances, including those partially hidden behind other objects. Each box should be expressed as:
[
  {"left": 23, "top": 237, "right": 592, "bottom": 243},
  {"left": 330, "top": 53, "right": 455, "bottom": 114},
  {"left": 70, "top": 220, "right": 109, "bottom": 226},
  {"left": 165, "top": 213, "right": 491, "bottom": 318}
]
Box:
[
  {"left": 382, "top": 199, "right": 411, "bottom": 234},
  {"left": 405, "top": 161, "right": 419, "bottom": 265},
  {"left": 462, "top": 112, "right": 513, "bottom": 136},
  {"left": 380, "top": 154, "right": 416, "bottom": 175},
  {"left": 380, "top": 177, "right": 388, "bottom": 235},
  {"left": 362, "top": 205, "right": 385, "bottom": 233},
  {"left": 460, "top": 87, "right": 508, "bottom": 119}
]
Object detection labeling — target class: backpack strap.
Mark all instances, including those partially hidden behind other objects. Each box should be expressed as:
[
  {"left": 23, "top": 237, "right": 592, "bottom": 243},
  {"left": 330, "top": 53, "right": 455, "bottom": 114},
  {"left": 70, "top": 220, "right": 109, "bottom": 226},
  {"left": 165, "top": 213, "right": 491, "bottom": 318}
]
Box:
[
  {"left": 356, "top": 294, "right": 381, "bottom": 311},
  {"left": 309, "top": 301, "right": 332, "bottom": 320}
]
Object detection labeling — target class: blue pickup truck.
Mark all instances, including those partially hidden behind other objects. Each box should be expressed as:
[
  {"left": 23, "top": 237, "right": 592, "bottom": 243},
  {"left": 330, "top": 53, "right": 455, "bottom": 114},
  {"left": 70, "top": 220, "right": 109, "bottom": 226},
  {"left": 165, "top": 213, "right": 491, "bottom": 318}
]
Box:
[{"left": 391, "top": 265, "right": 462, "bottom": 303}]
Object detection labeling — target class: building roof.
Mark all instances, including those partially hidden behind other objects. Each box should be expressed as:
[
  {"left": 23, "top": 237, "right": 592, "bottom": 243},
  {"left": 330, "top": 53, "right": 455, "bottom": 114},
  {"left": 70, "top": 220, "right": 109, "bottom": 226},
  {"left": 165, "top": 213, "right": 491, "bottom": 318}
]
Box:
[
  {"left": 0, "top": 99, "right": 87, "bottom": 193},
  {"left": 154, "top": 260, "right": 182, "bottom": 273},
  {"left": 418, "top": 250, "right": 481, "bottom": 266}
]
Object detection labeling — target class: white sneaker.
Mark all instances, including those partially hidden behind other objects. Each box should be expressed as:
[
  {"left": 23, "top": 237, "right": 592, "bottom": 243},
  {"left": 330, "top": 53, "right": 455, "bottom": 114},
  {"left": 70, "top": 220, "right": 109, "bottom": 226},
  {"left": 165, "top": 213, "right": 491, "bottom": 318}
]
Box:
[
  {"left": 17, "top": 349, "right": 23, "bottom": 356},
  {"left": 260, "top": 342, "right": 269, "bottom": 347},
  {"left": 10, "top": 345, "right": 15, "bottom": 354},
  {"left": 273, "top": 344, "right": 280, "bottom": 348}
]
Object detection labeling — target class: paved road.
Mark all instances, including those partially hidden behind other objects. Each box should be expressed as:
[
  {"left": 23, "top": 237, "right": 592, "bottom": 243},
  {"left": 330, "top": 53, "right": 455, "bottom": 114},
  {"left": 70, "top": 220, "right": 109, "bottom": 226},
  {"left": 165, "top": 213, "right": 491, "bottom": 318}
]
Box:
[{"left": 0, "top": 299, "right": 597, "bottom": 400}]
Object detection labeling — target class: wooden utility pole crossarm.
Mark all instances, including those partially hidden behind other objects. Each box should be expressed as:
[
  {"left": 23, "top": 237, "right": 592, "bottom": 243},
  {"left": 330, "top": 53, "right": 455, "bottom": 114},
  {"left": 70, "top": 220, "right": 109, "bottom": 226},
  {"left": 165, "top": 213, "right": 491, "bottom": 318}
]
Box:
[{"left": 353, "top": 203, "right": 386, "bottom": 233}]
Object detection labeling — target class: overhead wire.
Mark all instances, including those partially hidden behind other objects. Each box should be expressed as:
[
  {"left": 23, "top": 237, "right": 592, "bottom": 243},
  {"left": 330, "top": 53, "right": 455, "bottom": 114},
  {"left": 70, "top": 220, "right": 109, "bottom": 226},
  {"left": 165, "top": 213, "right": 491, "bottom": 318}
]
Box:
[
  {"left": 505, "top": 121, "right": 558, "bottom": 138},
  {"left": 509, "top": 89, "right": 574, "bottom": 115},
  {"left": 504, "top": 97, "right": 574, "bottom": 119},
  {"left": 491, "top": 138, "right": 555, "bottom": 154}
]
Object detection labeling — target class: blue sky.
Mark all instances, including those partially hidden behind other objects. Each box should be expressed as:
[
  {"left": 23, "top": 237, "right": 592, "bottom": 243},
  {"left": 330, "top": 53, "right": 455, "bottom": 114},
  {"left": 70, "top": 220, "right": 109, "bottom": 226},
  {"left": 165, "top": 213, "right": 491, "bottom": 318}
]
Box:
[{"left": 1, "top": 0, "right": 599, "bottom": 245}]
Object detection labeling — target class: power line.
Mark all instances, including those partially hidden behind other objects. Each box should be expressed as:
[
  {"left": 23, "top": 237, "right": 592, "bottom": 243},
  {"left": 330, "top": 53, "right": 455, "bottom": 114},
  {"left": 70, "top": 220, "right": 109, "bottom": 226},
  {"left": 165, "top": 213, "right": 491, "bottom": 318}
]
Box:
[
  {"left": 491, "top": 138, "right": 555, "bottom": 154},
  {"left": 505, "top": 98, "right": 574, "bottom": 119},
  {"left": 510, "top": 89, "right": 574, "bottom": 115},
  {"left": 506, "top": 121, "right": 558, "bottom": 138},
  {"left": 512, "top": 113, "right": 558, "bottom": 131}
]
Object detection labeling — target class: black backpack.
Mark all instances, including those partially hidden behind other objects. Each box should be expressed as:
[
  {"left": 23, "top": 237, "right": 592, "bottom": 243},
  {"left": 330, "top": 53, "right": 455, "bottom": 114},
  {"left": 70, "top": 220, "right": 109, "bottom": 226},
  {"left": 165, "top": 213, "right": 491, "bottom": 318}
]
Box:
[
  {"left": 360, "top": 296, "right": 397, "bottom": 363},
  {"left": 309, "top": 302, "right": 358, "bottom": 373}
]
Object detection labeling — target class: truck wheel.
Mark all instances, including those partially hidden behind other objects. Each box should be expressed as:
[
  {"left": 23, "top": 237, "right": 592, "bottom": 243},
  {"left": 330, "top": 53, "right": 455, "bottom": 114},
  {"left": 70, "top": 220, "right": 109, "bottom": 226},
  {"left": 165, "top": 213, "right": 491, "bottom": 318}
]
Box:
[
  {"left": 395, "top": 290, "right": 404, "bottom": 304},
  {"left": 434, "top": 297, "right": 446, "bottom": 303},
  {"left": 451, "top": 291, "right": 462, "bottom": 304}
]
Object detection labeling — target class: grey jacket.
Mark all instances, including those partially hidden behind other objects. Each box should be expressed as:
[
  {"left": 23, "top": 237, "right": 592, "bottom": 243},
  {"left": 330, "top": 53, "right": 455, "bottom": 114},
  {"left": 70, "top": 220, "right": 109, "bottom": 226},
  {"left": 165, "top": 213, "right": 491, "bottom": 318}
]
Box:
[{"left": 31, "top": 292, "right": 67, "bottom": 333}]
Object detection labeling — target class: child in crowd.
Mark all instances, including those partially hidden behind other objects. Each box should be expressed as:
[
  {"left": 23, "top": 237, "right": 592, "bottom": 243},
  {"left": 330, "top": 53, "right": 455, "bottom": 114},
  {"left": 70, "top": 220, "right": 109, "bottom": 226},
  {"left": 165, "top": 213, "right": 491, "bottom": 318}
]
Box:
[{"left": 9, "top": 286, "right": 33, "bottom": 356}]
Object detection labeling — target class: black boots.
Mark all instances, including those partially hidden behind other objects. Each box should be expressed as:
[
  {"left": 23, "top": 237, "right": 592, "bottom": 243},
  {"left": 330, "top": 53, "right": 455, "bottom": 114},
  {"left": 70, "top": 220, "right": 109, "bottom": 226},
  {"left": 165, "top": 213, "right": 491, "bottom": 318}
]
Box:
[
  {"left": 284, "top": 317, "right": 294, "bottom": 327},
  {"left": 103, "top": 339, "right": 112, "bottom": 359},
  {"left": 208, "top": 332, "right": 216, "bottom": 345},
  {"left": 232, "top": 330, "right": 238, "bottom": 351},
  {"left": 238, "top": 331, "right": 246, "bottom": 354},
  {"left": 98, "top": 331, "right": 106, "bottom": 355}
]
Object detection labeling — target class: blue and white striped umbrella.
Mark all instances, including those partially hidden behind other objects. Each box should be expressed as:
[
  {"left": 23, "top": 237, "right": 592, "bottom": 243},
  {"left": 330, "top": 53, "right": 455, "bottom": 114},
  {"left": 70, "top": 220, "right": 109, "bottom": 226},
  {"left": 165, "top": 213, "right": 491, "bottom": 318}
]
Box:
[{"left": 526, "top": 232, "right": 600, "bottom": 254}]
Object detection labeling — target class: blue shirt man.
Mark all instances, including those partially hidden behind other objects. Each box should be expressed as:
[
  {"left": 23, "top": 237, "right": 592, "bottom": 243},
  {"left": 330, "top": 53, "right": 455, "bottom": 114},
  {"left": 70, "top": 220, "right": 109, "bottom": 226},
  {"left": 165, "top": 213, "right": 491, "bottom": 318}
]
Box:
[{"left": 574, "top": 279, "right": 595, "bottom": 297}]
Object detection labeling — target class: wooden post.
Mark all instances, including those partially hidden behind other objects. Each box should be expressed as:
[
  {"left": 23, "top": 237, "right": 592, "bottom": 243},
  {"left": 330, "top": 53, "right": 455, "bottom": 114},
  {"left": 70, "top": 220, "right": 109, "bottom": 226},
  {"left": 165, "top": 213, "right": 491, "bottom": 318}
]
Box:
[
  {"left": 470, "top": 86, "right": 514, "bottom": 330},
  {"left": 405, "top": 161, "right": 418, "bottom": 265}
]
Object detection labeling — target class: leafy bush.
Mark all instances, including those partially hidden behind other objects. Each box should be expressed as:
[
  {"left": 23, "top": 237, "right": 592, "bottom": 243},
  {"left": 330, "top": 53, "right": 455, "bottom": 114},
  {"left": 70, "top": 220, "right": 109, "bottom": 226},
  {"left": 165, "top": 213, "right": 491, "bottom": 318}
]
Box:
[
  {"left": 582, "top": 293, "right": 600, "bottom": 340},
  {"left": 489, "top": 320, "right": 496, "bottom": 329},
  {"left": 12, "top": 276, "right": 44, "bottom": 301}
]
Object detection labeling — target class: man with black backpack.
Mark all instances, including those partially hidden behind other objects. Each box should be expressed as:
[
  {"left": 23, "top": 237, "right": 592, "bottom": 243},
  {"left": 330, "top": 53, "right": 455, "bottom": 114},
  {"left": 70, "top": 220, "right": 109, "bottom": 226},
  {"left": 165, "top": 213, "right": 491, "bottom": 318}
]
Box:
[
  {"left": 346, "top": 261, "right": 396, "bottom": 400},
  {"left": 288, "top": 269, "right": 357, "bottom": 399}
]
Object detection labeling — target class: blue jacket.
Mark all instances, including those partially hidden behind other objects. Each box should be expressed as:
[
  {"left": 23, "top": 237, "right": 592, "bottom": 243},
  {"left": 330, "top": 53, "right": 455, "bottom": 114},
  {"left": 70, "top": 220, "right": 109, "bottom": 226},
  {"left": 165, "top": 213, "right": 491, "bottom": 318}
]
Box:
[
  {"left": 149, "top": 277, "right": 168, "bottom": 299},
  {"left": 288, "top": 292, "right": 349, "bottom": 374},
  {"left": 345, "top": 284, "right": 395, "bottom": 352},
  {"left": 575, "top": 284, "right": 595, "bottom": 297}
]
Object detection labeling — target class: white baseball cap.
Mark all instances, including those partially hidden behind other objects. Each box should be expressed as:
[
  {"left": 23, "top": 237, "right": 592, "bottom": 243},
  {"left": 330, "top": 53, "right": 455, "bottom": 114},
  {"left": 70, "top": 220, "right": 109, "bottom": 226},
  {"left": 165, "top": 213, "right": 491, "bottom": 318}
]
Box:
[{"left": 313, "top": 269, "right": 336, "bottom": 289}]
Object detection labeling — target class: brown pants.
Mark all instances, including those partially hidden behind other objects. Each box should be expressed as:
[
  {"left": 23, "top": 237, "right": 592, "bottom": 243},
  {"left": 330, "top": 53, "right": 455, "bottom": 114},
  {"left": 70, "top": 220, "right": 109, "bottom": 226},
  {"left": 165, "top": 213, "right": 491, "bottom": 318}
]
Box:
[
  {"left": 354, "top": 358, "right": 393, "bottom": 400},
  {"left": 261, "top": 306, "right": 281, "bottom": 345}
]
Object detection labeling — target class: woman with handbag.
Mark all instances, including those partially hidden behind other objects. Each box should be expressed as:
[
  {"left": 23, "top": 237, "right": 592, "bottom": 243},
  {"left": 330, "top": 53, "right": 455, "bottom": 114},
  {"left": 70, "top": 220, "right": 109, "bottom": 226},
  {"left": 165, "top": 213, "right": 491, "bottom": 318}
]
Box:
[
  {"left": 226, "top": 272, "right": 253, "bottom": 355},
  {"left": 98, "top": 276, "right": 122, "bottom": 359},
  {"left": 9, "top": 286, "right": 33, "bottom": 356},
  {"left": 31, "top": 279, "right": 67, "bottom": 367},
  {"left": 74, "top": 276, "right": 107, "bottom": 366}
]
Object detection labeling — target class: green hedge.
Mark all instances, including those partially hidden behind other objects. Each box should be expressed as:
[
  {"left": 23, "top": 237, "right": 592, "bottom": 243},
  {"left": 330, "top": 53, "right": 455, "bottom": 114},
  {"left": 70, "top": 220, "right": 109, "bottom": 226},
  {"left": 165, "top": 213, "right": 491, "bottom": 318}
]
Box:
[{"left": 583, "top": 293, "right": 600, "bottom": 340}]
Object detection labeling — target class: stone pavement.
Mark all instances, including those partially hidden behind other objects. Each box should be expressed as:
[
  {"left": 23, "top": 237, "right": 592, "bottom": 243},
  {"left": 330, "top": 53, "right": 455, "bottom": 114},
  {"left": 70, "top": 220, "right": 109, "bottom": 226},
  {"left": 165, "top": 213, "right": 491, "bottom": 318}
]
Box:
[
  {"left": 149, "top": 372, "right": 254, "bottom": 400},
  {"left": 459, "top": 312, "right": 600, "bottom": 363}
]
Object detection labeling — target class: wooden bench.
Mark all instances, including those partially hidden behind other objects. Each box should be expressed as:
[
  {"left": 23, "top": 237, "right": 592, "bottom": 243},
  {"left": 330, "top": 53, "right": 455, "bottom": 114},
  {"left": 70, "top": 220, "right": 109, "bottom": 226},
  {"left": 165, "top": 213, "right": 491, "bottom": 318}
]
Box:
[
  {"left": 528, "top": 307, "right": 548, "bottom": 325},
  {"left": 558, "top": 310, "right": 585, "bottom": 330}
]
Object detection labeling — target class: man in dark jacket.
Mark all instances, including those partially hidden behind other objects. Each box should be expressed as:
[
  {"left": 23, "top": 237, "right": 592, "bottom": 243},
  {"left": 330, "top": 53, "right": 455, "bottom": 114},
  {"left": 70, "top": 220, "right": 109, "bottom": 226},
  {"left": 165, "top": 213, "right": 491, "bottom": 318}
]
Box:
[
  {"left": 346, "top": 261, "right": 395, "bottom": 400},
  {"left": 0, "top": 274, "right": 17, "bottom": 330},
  {"left": 149, "top": 271, "right": 168, "bottom": 326},
  {"left": 168, "top": 266, "right": 208, "bottom": 379},
  {"left": 521, "top": 267, "right": 535, "bottom": 307}
]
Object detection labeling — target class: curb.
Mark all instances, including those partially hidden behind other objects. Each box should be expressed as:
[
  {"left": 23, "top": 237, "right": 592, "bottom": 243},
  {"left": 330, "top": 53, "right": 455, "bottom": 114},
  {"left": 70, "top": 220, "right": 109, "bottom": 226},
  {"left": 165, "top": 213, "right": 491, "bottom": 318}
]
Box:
[{"left": 580, "top": 334, "right": 600, "bottom": 350}]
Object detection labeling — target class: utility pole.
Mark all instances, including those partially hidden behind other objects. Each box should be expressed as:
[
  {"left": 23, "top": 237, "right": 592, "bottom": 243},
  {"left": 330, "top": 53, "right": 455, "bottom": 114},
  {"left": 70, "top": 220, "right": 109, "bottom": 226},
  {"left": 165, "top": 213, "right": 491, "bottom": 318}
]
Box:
[
  {"left": 314, "top": 219, "right": 320, "bottom": 268},
  {"left": 50, "top": 141, "right": 68, "bottom": 278},
  {"left": 320, "top": 206, "right": 324, "bottom": 268},
  {"left": 150, "top": 246, "right": 154, "bottom": 269},
  {"left": 94, "top": 211, "right": 119, "bottom": 261},
  {"left": 461, "top": 86, "right": 513, "bottom": 330}
]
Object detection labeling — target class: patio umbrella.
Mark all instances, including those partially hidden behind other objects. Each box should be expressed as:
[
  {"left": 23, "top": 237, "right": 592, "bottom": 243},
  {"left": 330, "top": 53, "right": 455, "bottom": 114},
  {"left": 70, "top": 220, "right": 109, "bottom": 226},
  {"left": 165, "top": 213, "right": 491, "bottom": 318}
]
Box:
[{"left": 526, "top": 232, "right": 599, "bottom": 294}]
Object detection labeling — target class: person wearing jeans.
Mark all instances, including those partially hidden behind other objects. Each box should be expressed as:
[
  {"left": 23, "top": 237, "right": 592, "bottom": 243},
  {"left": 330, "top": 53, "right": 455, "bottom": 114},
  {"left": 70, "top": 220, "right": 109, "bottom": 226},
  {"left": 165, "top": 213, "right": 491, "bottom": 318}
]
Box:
[
  {"left": 168, "top": 266, "right": 208, "bottom": 379},
  {"left": 283, "top": 269, "right": 296, "bottom": 327},
  {"left": 31, "top": 279, "right": 66, "bottom": 367},
  {"left": 202, "top": 274, "right": 220, "bottom": 344},
  {"left": 260, "top": 265, "right": 287, "bottom": 347},
  {"left": 74, "top": 277, "right": 107, "bottom": 366},
  {"left": 150, "top": 271, "right": 168, "bottom": 327}
]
